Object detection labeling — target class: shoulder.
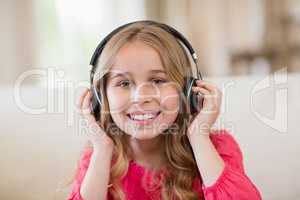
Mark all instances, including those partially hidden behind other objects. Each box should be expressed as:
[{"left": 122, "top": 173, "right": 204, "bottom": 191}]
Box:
[
  {"left": 209, "top": 129, "right": 242, "bottom": 154},
  {"left": 209, "top": 129, "right": 244, "bottom": 171}
]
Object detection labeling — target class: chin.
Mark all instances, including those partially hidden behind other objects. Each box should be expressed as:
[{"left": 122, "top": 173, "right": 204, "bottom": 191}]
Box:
[{"left": 128, "top": 130, "right": 161, "bottom": 140}]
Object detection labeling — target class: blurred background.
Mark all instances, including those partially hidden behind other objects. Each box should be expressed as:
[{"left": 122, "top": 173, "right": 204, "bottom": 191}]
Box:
[
  {"left": 1, "top": 0, "right": 300, "bottom": 83},
  {"left": 0, "top": 0, "right": 299, "bottom": 199}
]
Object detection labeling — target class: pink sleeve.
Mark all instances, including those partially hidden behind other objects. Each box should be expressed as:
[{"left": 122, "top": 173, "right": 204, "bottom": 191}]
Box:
[
  {"left": 67, "top": 148, "right": 93, "bottom": 200},
  {"left": 67, "top": 149, "right": 113, "bottom": 200},
  {"left": 201, "top": 129, "right": 262, "bottom": 200}
]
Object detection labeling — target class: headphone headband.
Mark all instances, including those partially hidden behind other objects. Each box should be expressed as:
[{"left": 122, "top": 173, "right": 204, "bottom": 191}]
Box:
[{"left": 89, "top": 20, "right": 202, "bottom": 83}]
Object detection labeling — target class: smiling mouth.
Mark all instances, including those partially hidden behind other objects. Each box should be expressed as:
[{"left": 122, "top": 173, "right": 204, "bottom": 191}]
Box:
[{"left": 126, "top": 111, "right": 161, "bottom": 125}]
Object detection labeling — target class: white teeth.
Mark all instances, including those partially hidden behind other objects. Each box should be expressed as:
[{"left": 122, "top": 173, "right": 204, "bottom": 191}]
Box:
[{"left": 130, "top": 113, "right": 158, "bottom": 121}]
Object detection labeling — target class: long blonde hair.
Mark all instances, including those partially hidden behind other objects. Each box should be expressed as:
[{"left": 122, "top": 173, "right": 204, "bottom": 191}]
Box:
[{"left": 66, "top": 21, "right": 201, "bottom": 200}]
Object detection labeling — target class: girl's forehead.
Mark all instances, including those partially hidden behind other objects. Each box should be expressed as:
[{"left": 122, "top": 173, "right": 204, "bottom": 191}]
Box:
[
  {"left": 113, "top": 42, "right": 164, "bottom": 68},
  {"left": 105, "top": 41, "right": 168, "bottom": 79}
]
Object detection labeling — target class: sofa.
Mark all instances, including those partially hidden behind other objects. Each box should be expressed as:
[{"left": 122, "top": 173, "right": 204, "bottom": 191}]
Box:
[{"left": 0, "top": 72, "right": 299, "bottom": 200}]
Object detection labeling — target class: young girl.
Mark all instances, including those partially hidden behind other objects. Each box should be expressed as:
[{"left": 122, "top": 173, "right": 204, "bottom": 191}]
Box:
[{"left": 67, "top": 21, "right": 262, "bottom": 200}]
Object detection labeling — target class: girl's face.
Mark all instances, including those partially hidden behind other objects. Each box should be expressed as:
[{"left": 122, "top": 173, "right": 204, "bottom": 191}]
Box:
[{"left": 106, "top": 41, "right": 180, "bottom": 140}]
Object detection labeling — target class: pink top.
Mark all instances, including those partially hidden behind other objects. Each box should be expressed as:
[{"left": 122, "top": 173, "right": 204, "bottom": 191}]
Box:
[{"left": 67, "top": 129, "right": 262, "bottom": 200}]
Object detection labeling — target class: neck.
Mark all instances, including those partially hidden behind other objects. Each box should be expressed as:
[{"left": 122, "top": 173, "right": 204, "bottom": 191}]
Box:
[{"left": 129, "top": 135, "right": 166, "bottom": 171}]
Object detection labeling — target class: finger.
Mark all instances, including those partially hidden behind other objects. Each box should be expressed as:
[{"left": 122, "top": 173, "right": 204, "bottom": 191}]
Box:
[
  {"left": 82, "top": 90, "right": 92, "bottom": 115},
  {"left": 85, "top": 113, "right": 96, "bottom": 124},
  {"left": 192, "top": 86, "right": 220, "bottom": 106},
  {"left": 192, "top": 86, "right": 210, "bottom": 95},
  {"left": 192, "top": 87, "right": 219, "bottom": 109},
  {"left": 77, "top": 88, "right": 89, "bottom": 108},
  {"left": 196, "top": 80, "right": 218, "bottom": 93},
  {"left": 195, "top": 81, "right": 222, "bottom": 100}
]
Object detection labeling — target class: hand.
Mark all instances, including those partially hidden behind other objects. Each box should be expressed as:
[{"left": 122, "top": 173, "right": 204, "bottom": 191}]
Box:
[
  {"left": 187, "top": 80, "right": 222, "bottom": 137},
  {"left": 77, "top": 88, "right": 114, "bottom": 149}
]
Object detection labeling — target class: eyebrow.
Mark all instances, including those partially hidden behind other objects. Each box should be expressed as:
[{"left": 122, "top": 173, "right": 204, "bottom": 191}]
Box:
[{"left": 107, "top": 69, "right": 166, "bottom": 80}]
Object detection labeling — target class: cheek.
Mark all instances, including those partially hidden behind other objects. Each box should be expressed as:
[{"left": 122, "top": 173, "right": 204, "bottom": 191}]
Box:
[
  {"left": 160, "top": 88, "right": 180, "bottom": 115},
  {"left": 106, "top": 88, "right": 129, "bottom": 113}
]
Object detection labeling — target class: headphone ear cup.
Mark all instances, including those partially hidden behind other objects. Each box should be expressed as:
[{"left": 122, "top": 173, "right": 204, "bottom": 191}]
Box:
[
  {"left": 190, "top": 89, "right": 204, "bottom": 114},
  {"left": 178, "top": 94, "right": 185, "bottom": 114},
  {"left": 184, "top": 77, "right": 203, "bottom": 115},
  {"left": 90, "top": 85, "right": 101, "bottom": 121}
]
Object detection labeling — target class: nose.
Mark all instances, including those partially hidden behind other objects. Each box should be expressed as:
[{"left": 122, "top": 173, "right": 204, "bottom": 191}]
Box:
[{"left": 131, "top": 82, "right": 160, "bottom": 104}]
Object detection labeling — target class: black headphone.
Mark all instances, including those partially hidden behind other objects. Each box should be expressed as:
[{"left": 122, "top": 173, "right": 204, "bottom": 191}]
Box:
[{"left": 89, "top": 20, "right": 204, "bottom": 121}]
